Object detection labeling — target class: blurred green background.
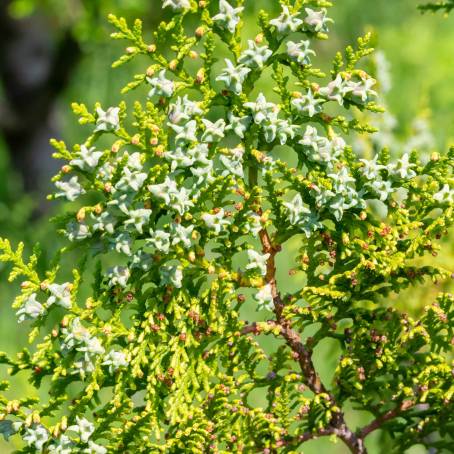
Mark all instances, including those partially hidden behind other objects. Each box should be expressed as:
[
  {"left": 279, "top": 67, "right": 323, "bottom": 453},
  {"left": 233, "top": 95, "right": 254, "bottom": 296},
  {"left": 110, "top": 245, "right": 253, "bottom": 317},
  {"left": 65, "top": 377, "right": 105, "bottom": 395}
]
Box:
[{"left": 0, "top": 0, "right": 453, "bottom": 452}]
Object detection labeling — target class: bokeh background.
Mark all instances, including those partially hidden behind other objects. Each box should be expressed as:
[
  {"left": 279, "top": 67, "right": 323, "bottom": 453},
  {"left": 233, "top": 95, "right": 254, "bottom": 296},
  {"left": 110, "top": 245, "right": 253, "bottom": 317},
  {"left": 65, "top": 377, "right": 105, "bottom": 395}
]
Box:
[{"left": 0, "top": 0, "right": 453, "bottom": 452}]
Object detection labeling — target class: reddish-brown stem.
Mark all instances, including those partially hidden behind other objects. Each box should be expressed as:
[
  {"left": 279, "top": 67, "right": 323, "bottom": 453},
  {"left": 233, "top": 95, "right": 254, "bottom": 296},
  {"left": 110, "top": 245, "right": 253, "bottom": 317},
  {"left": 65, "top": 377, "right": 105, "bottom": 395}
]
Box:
[
  {"left": 359, "top": 400, "right": 414, "bottom": 439},
  {"left": 257, "top": 226, "right": 327, "bottom": 395},
  {"left": 294, "top": 426, "right": 367, "bottom": 452},
  {"left": 255, "top": 225, "right": 367, "bottom": 454}
]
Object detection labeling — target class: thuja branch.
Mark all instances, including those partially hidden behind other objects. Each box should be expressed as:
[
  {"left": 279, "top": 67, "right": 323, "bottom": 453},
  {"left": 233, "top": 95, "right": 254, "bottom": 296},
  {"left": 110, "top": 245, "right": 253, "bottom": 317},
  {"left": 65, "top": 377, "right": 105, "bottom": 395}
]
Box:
[
  {"left": 257, "top": 227, "right": 325, "bottom": 395},
  {"left": 249, "top": 186, "right": 366, "bottom": 452},
  {"left": 0, "top": 1, "right": 453, "bottom": 453}
]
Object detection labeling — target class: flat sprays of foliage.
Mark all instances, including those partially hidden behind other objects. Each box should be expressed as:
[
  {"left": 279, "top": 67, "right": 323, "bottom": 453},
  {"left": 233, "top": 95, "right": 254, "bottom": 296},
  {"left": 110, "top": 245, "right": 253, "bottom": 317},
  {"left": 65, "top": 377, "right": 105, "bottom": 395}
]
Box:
[{"left": 0, "top": 0, "right": 453, "bottom": 453}]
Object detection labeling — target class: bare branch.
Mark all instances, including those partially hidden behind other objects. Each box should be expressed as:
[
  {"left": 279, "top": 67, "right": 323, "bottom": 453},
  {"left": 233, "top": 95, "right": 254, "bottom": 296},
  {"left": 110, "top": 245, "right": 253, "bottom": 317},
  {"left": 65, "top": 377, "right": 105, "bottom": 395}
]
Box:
[{"left": 360, "top": 400, "right": 414, "bottom": 439}]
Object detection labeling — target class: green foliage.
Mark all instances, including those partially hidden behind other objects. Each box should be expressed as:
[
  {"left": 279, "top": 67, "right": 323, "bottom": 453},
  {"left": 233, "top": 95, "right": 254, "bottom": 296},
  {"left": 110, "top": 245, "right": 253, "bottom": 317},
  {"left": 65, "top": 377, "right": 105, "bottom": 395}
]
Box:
[
  {"left": 0, "top": 1, "right": 453, "bottom": 453},
  {"left": 419, "top": 0, "right": 454, "bottom": 13}
]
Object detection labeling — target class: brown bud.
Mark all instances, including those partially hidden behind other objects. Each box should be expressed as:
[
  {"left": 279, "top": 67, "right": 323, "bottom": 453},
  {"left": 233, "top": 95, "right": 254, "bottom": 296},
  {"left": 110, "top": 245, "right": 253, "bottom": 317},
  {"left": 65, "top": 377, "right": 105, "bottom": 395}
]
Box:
[
  {"left": 380, "top": 225, "right": 391, "bottom": 236},
  {"left": 255, "top": 33, "right": 264, "bottom": 44},
  {"left": 357, "top": 367, "right": 366, "bottom": 381},
  {"left": 131, "top": 134, "right": 141, "bottom": 145},
  {"left": 169, "top": 59, "right": 178, "bottom": 71},
  {"left": 147, "top": 44, "right": 156, "bottom": 53},
  {"left": 196, "top": 68, "right": 205, "bottom": 84},
  {"left": 61, "top": 165, "right": 71, "bottom": 174},
  {"left": 150, "top": 124, "right": 160, "bottom": 134},
  {"left": 102, "top": 325, "right": 112, "bottom": 335},
  {"left": 76, "top": 208, "right": 86, "bottom": 222},
  {"left": 155, "top": 145, "right": 165, "bottom": 157},
  {"left": 195, "top": 26, "right": 205, "bottom": 38},
  {"left": 234, "top": 294, "right": 245, "bottom": 305},
  {"left": 146, "top": 66, "right": 155, "bottom": 77}
]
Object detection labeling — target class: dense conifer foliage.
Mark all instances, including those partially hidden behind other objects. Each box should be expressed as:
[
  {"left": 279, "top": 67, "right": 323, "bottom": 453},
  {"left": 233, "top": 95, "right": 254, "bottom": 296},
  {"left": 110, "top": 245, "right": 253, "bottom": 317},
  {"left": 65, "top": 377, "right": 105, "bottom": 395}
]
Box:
[{"left": 0, "top": 1, "right": 453, "bottom": 452}]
